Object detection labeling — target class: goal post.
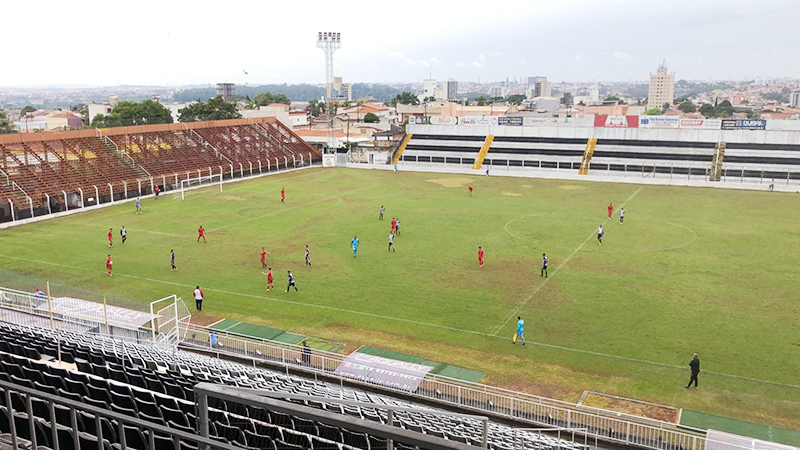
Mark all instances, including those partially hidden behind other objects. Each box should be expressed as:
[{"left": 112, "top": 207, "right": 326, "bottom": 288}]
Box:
[{"left": 179, "top": 174, "right": 223, "bottom": 200}]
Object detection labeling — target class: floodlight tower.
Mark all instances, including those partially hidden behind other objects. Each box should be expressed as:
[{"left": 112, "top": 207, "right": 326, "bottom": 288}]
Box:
[{"left": 317, "top": 32, "right": 341, "bottom": 152}]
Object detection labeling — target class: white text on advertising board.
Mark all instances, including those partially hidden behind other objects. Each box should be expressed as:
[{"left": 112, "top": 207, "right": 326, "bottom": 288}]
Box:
[
  {"left": 721, "top": 119, "right": 766, "bottom": 130},
  {"left": 458, "top": 116, "right": 492, "bottom": 126},
  {"left": 498, "top": 116, "right": 523, "bottom": 126},
  {"left": 679, "top": 119, "right": 722, "bottom": 129},
  {"left": 638, "top": 116, "right": 679, "bottom": 128}
]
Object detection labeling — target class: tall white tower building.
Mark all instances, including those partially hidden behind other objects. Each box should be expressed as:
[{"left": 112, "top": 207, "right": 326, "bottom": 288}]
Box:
[{"left": 647, "top": 62, "right": 675, "bottom": 110}]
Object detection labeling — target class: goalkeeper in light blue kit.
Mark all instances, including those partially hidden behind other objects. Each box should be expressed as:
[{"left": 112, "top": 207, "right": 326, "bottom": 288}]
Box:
[
  {"left": 513, "top": 316, "right": 526, "bottom": 345},
  {"left": 351, "top": 235, "right": 360, "bottom": 259}
]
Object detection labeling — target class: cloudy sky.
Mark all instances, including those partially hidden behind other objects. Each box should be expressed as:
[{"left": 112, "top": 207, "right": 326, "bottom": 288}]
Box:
[{"left": 4, "top": 0, "right": 799, "bottom": 87}]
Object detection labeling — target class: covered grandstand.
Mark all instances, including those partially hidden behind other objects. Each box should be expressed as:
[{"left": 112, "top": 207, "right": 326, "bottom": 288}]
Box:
[
  {"left": 397, "top": 121, "right": 800, "bottom": 188},
  {"left": 0, "top": 118, "right": 321, "bottom": 222}
]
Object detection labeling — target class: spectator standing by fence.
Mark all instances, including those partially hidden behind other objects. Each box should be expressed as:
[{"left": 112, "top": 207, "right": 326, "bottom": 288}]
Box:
[{"left": 301, "top": 340, "right": 311, "bottom": 365}]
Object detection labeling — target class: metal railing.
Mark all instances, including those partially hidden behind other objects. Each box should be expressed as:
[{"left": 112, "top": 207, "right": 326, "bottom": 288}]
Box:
[
  {"left": 178, "top": 323, "right": 709, "bottom": 450},
  {"left": 0, "top": 306, "right": 721, "bottom": 450},
  {"left": 0, "top": 379, "right": 239, "bottom": 450},
  {"left": 190, "top": 129, "right": 235, "bottom": 167},
  {"left": 0, "top": 285, "right": 155, "bottom": 341}
]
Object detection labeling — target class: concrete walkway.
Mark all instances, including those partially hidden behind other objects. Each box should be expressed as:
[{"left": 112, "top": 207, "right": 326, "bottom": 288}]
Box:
[{"left": 343, "top": 161, "right": 800, "bottom": 193}]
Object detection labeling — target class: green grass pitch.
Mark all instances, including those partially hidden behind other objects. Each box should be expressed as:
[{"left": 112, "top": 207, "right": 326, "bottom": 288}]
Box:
[{"left": 0, "top": 167, "right": 798, "bottom": 431}]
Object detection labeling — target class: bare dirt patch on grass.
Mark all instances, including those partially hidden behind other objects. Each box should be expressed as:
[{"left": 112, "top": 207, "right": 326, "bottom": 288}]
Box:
[
  {"left": 559, "top": 185, "right": 585, "bottom": 191},
  {"left": 582, "top": 392, "right": 681, "bottom": 423},
  {"left": 192, "top": 315, "right": 225, "bottom": 327},
  {"left": 502, "top": 192, "right": 523, "bottom": 197},
  {"left": 426, "top": 177, "right": 472, "bottom": 188}
]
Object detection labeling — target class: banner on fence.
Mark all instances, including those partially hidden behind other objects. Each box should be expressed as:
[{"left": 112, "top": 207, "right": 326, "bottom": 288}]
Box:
[
  {"left": 322, "top": 154, "right": 336, "bottom": 167},
  {"left": 334, "top": 352, "right": 433, "bottom": 392},
  {"left": 458, "top": 116, "right": 493, "bottom": 126},
  {"left": 594, "top": 115, "right": 639, "bottom": 128},
  {"left": 721, "top": 119, "right": 766, "bottom": 130},
  {"left": 524, "top": 117, "right": 559, "bottom": 126},
  {"left": 679, "top": 119, "right": 722, "bottom": 129},
  {"left": 428, "top": 116, "right": 458, "bottom": 125},
  {"left": 498, "top": 116, "right": 524, "bottom": 126},
  {"left": 766, "top": 120, "right": 800, "bottom": 131},
  {"left": 638, "top": 116, "right": 680, "bottom": 128}
]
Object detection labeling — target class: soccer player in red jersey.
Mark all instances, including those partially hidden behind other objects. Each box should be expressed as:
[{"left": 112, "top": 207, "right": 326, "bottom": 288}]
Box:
[
  {"left": 197, "top": 225, "right": 206, "bottom": 243},
  {"left": 154, "top": 185, "right": 160, "bottom": 199},
  {"left": 391, "top": 218, "right": 396, "bottom": 234},
  {"left": 260, "top": 247, "right": 268, "bottom": 268},
  {"left": 281, "top": 188, "right": 285, "bottom": 203},
  {"left": 468, "top": 186, "right": 473, "bottom": 197},
  {"left": 107, "top": 228, "right": 114, "bottom": 247},
  {"left": 106, "top": 255, "right": 113, "bottom": 277},
  {"left": 477, "top": 246, "right": 485, "bottom": 268},
  {"left": 607, "top": 203, "right": 613, "bottom": 220},
  {"left": 262, "top": 268, "right": 274, "bottom": 292}
]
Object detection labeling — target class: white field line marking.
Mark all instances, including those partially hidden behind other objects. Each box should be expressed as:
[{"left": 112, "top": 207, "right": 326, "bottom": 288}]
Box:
[
  {"left": 0, "top": 251, "right": 797, "bottom": 389},
  {"left": 493, "top": 186, "right": 644, "bottom": 335},
  {"left": 208, "top": 184, "right": 374, "bottom": 232},
  {"left": 221, "top": 321, "right": 242, "bottom": 331},
  {"left": 206, "top": 318, "right": 225, "bottom": 328},
  {"left": 0, "top": 254, "right": 492, "bottom": 337}
]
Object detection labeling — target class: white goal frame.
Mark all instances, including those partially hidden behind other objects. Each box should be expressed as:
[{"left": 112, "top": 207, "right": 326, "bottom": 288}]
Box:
[{"left": 180, "top": 174, "right": 223, "bottom": 200}]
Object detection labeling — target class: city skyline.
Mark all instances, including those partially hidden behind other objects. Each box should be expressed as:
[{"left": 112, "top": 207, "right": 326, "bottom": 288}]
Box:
[{"left": 4, "top": 0, "right": 800, "bottom": 88}]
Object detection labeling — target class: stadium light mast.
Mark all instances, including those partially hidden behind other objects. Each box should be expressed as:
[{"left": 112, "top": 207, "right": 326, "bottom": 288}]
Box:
[{"left": 316, "top": 32, "right": 341, "bottom": 153}]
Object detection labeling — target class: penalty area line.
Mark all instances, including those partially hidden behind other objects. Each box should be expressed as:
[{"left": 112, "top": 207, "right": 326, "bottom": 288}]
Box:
[{"left": 492, "top": 186, "right": 644, "bottom": 335}]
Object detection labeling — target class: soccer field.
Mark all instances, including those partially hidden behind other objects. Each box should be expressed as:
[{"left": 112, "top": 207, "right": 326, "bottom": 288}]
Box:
[{"left": 0, "top": 167, "right": 798, "bottom": 430}]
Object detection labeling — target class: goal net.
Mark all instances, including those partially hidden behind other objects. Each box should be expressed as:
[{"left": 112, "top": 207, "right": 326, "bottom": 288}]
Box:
[{"left": 179, "top": 174, "right": 223, "bottom": 200}]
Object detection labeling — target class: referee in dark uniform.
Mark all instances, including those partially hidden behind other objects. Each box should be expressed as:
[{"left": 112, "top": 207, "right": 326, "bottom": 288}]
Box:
[{"left": 685, "top": 353, "right": 700, "bottom": 389}]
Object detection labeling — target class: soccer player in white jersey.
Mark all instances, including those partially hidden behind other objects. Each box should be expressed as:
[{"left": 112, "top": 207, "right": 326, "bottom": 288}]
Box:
[{"left": 597, "top": 225, "right": 604, "bottom": 245}]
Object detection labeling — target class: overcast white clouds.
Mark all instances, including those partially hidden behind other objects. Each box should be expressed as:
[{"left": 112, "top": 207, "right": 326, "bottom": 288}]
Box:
[{"left": 2, "top": 0, "right": 799, "bottom": 87}]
